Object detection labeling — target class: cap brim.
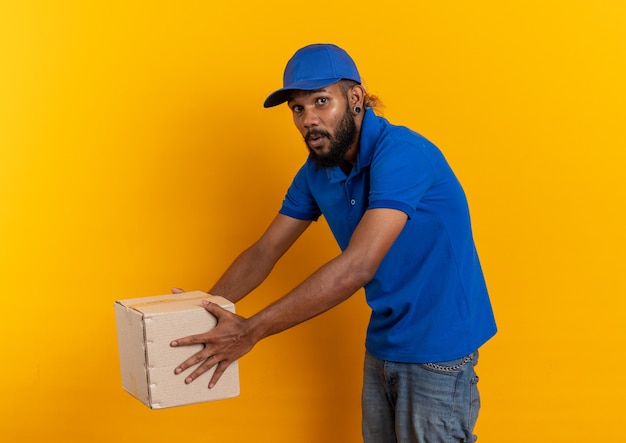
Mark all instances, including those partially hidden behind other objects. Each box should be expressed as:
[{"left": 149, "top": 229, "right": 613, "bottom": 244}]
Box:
[{"left": 263, "top": 78, "right": 344, "bottom": 108}]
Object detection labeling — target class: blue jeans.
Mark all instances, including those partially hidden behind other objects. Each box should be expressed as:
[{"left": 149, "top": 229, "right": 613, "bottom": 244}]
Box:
[{"left": 362, "top": 351, "right": 480, "bottom": 443}]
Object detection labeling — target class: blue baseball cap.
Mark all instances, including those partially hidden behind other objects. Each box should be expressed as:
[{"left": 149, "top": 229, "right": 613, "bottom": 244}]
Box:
[{"left": 263, "top": 43, "right": 361, "bottom": 108}]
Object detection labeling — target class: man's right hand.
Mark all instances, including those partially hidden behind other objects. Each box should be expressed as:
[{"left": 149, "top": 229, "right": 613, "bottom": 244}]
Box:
[{"left": 170, "top": 299, "right": 256, "bottom": 389}]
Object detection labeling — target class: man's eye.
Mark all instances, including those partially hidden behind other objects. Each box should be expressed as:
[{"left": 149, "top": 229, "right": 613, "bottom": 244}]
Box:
[
  {"left": 292, "top": 105, "right": 303, "bottom": 113},
  {"left": 317, "top": 97, "right": 327, "bottom": 105}
]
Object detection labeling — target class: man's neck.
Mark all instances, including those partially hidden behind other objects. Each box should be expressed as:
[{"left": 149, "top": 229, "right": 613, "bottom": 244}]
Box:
[{"left": 339, "top": 159, "right": 353, "bottom": 175}]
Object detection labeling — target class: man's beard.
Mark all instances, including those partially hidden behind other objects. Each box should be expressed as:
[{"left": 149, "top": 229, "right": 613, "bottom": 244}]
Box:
[{"left": 304, "top": 105, "right": 358, "bottom": 169}]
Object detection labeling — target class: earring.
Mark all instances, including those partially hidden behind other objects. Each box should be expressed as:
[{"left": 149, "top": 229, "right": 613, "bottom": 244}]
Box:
[{"left": 353, "top": 106, "right": 362, "bottom": 114}]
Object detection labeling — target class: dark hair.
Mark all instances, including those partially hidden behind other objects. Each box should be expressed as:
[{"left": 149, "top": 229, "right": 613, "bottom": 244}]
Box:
[{"left": 337, "top": 79, "right": 384, "bottom": 112}]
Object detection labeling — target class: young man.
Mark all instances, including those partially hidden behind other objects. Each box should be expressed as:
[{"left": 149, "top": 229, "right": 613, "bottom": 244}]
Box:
[{"left": 171, "top": 43, "right": 497, "bottom": 442}]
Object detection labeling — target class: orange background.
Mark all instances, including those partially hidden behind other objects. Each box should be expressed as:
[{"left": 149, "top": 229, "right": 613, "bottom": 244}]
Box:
[{"left": 1, "top": 1, "right": 625, "bottom": 442}]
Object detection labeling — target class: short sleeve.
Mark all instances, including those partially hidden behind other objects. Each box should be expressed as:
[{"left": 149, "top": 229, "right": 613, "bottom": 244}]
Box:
[
  {"left": 368, "top": 130, "right": 435, "bottom": 218},
  {"left": 279, "top": 164, "right": 322, "bottom": 221}
]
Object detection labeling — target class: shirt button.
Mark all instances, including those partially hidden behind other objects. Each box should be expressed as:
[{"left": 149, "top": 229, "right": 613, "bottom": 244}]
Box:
[{"left": 350, "top": 199, "right": 356, "bottom": 205}]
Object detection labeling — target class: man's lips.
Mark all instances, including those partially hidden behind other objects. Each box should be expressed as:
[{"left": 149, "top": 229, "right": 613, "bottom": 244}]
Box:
[
  {"left": 306, "top": 131, "right": 329, "bottom": 149},
  {"left": 307, "top": 135, "right": 325, "bottom": 148}
]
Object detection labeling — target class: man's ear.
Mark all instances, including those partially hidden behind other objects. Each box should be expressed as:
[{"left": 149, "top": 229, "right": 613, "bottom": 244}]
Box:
[{"left": 349, "top": 84, "right": 365, "bottom": 108}]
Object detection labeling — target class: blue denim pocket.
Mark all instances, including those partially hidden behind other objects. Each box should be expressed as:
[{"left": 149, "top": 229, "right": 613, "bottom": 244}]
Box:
[{"left": 419, "top": 351, "right": 476, "bottom": 375}]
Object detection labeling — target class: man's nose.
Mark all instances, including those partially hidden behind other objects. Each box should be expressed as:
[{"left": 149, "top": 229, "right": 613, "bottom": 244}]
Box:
[{"left": 301, "top": 107, "right": 320, "bottom": 128}]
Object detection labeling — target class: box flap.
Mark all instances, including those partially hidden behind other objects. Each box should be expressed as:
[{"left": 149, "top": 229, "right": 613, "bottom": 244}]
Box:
[{"left": 117, "top": 291, "right": 234, "bottom": 315}]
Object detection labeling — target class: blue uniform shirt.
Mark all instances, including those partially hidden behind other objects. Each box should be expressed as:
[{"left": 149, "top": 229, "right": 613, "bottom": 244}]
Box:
[{"left": 279, "top": 109, "right": 497, "bottom": 363}]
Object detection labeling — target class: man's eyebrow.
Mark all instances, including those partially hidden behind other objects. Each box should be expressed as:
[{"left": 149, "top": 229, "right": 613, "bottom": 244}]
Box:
[{"left": 287, "top": 88, "right": 330, "bottom": 103}]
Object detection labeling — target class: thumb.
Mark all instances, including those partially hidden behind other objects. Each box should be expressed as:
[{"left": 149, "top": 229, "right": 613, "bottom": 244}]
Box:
[
  {"left": 171, "top": 287, "right": 185, "bottom": 294},
  {"left": 202, "top": 300, "right": 228, "bottom": 319}
]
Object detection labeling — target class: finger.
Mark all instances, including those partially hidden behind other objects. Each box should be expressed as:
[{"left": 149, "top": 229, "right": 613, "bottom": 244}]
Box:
[
  {"left": 173, "top": 348, "right": 212, "bottom": 376},
  {"left": 170, "top": 333, "right": 206, "bottom": 347},
  {"left": 184, "top": 355, "right": 221, "bottom": 384},
  {"left": 202, "top": 300, "right": 231, "bottom": 319},
  {"left": 208, "top": 360, "right": 230, "bottom": 389},
  {"left": 171, "top": 287, "right": 185, "bottom": 294}
]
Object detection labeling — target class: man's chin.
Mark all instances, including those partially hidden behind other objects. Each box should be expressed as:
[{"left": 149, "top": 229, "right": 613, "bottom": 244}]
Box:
[{"left": 309, "top": 152, "right": 341, "bottom": 169}]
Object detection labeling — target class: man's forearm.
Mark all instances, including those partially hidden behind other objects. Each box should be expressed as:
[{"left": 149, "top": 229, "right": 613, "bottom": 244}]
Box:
[
  {"left": 207, "top": 215, "right": 312, "bottom": 303},
  {"left": 246, "top": 251, "right": 370, "bottom": 343},
  {"left": 208, "top": 244, "right": 277, "bottom": 303}
]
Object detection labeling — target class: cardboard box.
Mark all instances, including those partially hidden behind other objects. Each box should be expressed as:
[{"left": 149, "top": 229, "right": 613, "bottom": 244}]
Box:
[{"left": 114, "top": 291, "right": 240, "bottom": 409}]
